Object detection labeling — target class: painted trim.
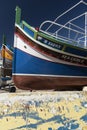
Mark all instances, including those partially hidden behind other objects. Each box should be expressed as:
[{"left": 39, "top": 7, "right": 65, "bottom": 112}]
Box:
[
  {"left": 15, "top": 24, "right": 87, "bottom": 60},
  {"left": 14, "top": 34, "right": 87, "bottom": 67},
  {"left": 12, "top": 73, "right": 87, "bottom": 78}
]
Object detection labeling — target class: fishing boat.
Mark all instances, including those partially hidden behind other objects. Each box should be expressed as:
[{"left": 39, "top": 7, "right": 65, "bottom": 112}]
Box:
[
  {"left": 13, "top": 0, "right": 87, "bottom": 90},
  {"left": 1, "top": 35, "right": 13, "bottom": 77},
  {"left": 0, "top": 36, "right": 16, "bottom": 93}
]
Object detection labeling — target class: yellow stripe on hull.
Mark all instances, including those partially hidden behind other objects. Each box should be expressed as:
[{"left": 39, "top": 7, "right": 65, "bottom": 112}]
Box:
[{"left": 1, "top": 48, "right": 13, "bottom": 60}]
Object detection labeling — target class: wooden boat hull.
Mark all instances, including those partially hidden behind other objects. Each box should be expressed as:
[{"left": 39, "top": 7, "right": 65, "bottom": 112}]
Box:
[
  {"left": 1, "top": 44, "right": 13, "bottom": 67},
  {"left": 12, "top": 25, "right": 87, "bottom": 90},
  {"left": 13, "top": 3, "right": 87, "bottom": 90},
  {"left": 12, "top": 75, "right": 87, "bottom": 90},
  {"left": 1, "top": 44, "right": 13, "bottom": 77}
]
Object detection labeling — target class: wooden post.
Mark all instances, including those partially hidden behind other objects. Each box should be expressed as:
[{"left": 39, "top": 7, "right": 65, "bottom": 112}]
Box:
[{"left": 15, "top": 6, "right": 21, "bottom": 24}]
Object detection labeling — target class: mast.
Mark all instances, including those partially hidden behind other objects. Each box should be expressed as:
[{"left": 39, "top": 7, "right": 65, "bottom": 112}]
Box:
[
  {"left": 85, "top": 12, "right": 87, "bottom": 48},
  {"left": 2, "top": 34, "right": 6, "bottom": 45},
  {"left": 2, "top": 35, "right": 6, "bottom": 67},
  {"left": 1, "top": 35, "right": 6, "bottom": 77},
  {"left": 15, "top": 6, "right": 21, "bottom": 24}
]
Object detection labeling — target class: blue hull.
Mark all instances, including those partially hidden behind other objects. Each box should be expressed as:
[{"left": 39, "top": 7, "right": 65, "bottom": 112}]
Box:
[{"left": 13, "top": 48, "right": 87, "bottom": 77}]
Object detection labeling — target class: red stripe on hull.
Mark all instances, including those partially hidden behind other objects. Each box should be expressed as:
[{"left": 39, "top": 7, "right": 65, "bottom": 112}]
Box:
[
  {"left": 12, "top": 75, "right": 87, "bottom": 90},
  {"left": 15, "top": 27, "right": 87, "bottom": 67}
]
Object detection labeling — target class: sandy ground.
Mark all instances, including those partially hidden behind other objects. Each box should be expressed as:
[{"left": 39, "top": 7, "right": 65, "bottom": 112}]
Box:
[{"left": 0, "top": 90, "right": 86, "bottom": 130}]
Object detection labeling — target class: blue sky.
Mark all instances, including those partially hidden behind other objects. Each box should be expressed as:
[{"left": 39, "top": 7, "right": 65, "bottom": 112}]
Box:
[{"left": 0, "top": 0, "right": 87, "bottom": 47}]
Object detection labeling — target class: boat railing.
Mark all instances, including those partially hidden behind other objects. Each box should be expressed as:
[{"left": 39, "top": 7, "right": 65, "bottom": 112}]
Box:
[
  {"left": 39, "top": 0, "right": 87, "bottom": 49},
  {"left": 39, "top": 20, "right": 85, "bottom": 48}
]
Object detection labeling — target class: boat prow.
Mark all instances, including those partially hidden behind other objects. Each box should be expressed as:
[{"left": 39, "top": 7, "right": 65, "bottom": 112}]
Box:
[{"left": 13, "top": 1, "right": 87, "bottom": 90}]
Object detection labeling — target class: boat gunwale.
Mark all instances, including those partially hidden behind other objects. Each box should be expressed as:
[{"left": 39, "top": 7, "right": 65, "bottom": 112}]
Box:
[
  {"left": 15, "top": 23, "right": 87, "bottom": 60},
  {"left": 21, "top": 20, "right": 87, "bottom": 53},
  {"left": 14, "top": 25, "right": 87, "bottom": 69}
]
